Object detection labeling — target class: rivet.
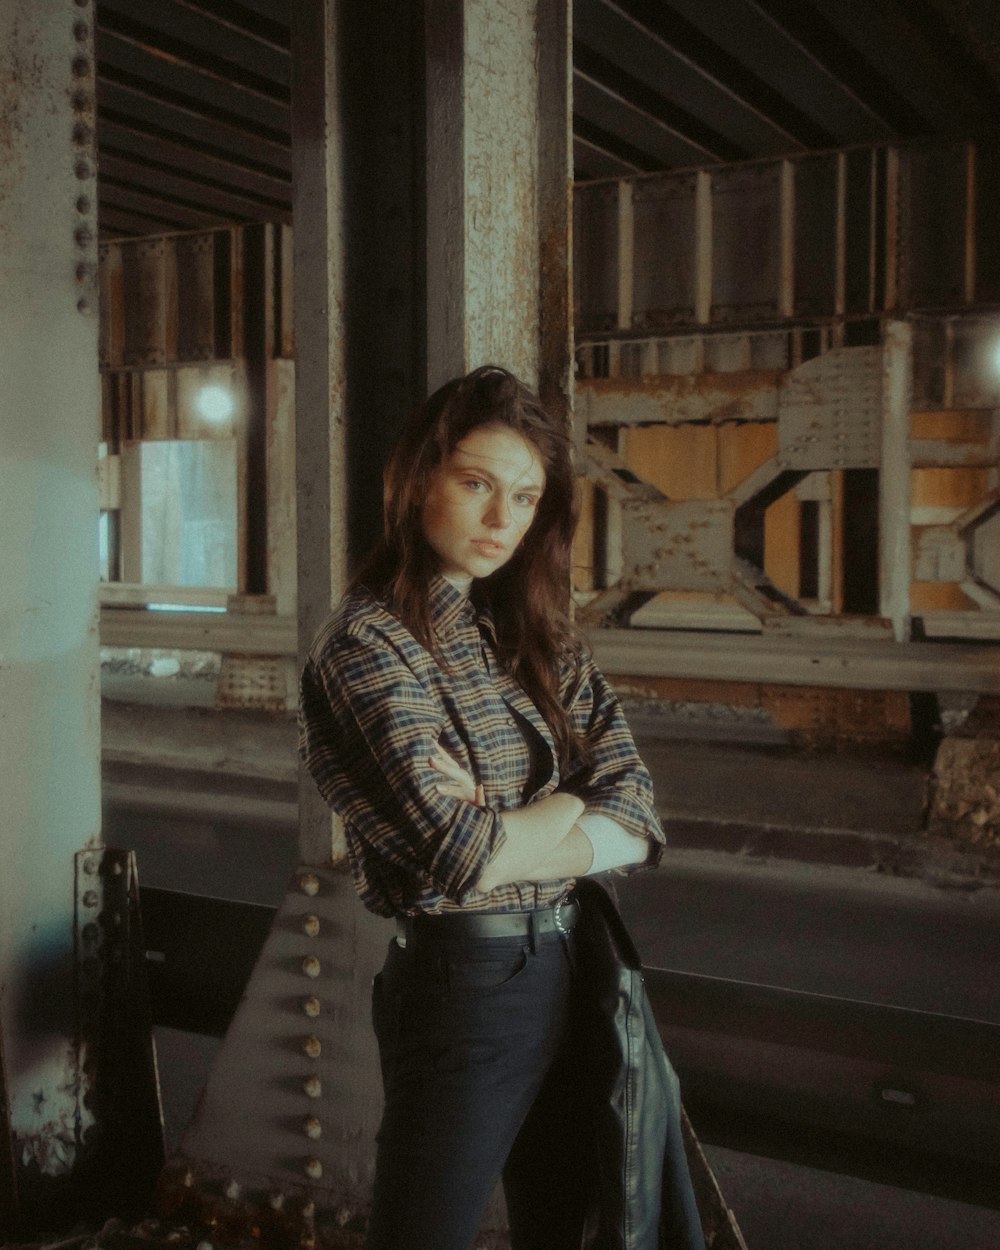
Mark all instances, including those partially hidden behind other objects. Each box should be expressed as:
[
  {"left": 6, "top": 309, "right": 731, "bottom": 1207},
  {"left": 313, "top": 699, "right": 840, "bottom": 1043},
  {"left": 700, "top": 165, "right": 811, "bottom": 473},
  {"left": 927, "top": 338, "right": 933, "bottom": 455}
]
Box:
[
  {"left": 303, "top": 1116, "right": 322, "bottom": 1140},
  {"left": 303, "top": 1076, "right": 322, "bottom": 1099},
  {"left": 82, "top": 922, "right": 99, "bottom": 942},
  {"left": 303, "top": 1035, "right": 322, "bottom": 1059},
  {"left": 74, "top": 21, "right": 90, "bottom": 40},
  {"left": 302, "top": 996, "right": 321, "bottom": 1018},
  {"left": 71, "top": 56, "right": 90, "bottom": 78},
  {"left": 302, "top": 956, "right": 321, "bottom": 979},
  {"left": 299, "top": 873, "right": 320, "bottom": 896},
  {"left": 302, "top": 914, "right": 320, "bottom": 937},
  {"left": 225, "top": 1181, "right": 241, "bottom": 1200},
  {"left": 71, "top": 90, "right": 90, "bottom": 112},
  {"left": 302, "top": 1201, "right": 316, "bottom": 1220},
  {"left": 112, "top": 862, "right": 123, "bottom": 876},
  {"left": 82, "top": 857, "right": 97, "bottom": 875},
  {"left": 74, "top": 159, "right": 92, "bottom": 180},
  {"left": 304, "top": 1158, "right": 323, "bottom": 1181},
  {"left": 73, "top": 122, "right": 92, "bottom": 146},
  {"left": 182, "top": 1169, "right": 195, "bottom": 1188},
  {"left": 269, "top": 1191, "right": 285, "bottom": 1211},
  {"left": 82, "top": 890, "right": 99, "bottom": 908},
  {"left": 76, "top": 262, "right": 93, "bottom": 282}
]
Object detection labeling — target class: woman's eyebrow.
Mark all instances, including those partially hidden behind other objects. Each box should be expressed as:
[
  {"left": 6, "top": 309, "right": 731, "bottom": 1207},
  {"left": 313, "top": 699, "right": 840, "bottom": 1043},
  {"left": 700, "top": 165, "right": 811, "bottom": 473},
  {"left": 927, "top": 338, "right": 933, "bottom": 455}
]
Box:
[{"left": 450, "top": 452, "right": 544, "bottom": 493}]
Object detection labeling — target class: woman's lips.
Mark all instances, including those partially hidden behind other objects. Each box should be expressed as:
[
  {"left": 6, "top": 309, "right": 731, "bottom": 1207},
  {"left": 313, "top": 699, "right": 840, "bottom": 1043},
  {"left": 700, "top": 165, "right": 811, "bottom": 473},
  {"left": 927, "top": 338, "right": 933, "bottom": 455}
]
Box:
[{"left": 472, "top": 539, "right": 506, "bottom": 556}]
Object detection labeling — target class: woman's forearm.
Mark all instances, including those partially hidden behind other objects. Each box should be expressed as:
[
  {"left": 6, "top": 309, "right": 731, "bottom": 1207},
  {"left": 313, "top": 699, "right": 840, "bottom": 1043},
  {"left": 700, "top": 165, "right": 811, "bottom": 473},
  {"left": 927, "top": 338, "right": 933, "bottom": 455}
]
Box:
[{"left": 475, "top": 792, "right": 584, "bottom": 893}]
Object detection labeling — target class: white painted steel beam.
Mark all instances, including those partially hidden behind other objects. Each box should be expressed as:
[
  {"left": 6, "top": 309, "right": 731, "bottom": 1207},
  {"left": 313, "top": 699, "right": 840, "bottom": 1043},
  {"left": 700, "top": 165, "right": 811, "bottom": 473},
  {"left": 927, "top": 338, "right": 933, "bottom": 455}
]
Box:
[
  {"left": 879, "top": 321, "right": 913, "bottom": 641},
  {"left": 99, "top": 609, "right": 1000, "bottom": 693},
  {"left": 0, "top": 0, "right": 102, "bottom": 1204},
  {"left": 588, "top": 628, "right": 1000, "bottom": 694}
]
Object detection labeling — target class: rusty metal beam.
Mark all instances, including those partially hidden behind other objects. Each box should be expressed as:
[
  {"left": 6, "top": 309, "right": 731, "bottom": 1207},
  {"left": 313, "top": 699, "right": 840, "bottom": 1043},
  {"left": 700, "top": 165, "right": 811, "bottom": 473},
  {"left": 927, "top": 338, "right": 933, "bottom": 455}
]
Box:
[
  {"left": 573, "top": 39, "right": 744, "bottom": 163},
  {"left": 98, "top": 0, "right": 291, "bottom": 92},
  {"left": 572, "top": 113, "right": 662, "bottom": 173},
  {"left": 95, "top": 29, "right": 290, "bottom": 136},
  {"left": 97, "top": 151, "right": 277, "bottom": 225},
  {"left": 97, "top": 119, "right": 292, "bottom": 210},
  {"left": 99, "top": 178, "right": 227, "bottom": 231},
  {"left": 577, "top": 370, "right": 782, "bottom": 425},
  {"left": 599, "top": 0, "right": 834, "bottom": 151},
  {"left": 97, "top": 78, "right": 292, "bottom": 177}
]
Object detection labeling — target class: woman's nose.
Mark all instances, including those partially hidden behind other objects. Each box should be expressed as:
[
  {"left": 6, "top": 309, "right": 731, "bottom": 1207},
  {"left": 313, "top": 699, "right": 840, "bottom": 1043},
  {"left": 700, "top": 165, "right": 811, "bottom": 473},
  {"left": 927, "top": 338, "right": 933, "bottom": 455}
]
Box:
[{"left": 484, "top": 495, "right": 512, "bottom": 528}]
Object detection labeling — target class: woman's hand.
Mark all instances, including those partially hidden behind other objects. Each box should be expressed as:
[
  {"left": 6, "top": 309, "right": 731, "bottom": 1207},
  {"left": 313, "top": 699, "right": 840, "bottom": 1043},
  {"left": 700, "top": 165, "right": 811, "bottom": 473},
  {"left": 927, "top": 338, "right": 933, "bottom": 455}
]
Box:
[{"left": 429, "top": 746, "right": 485, "bottom": 806}]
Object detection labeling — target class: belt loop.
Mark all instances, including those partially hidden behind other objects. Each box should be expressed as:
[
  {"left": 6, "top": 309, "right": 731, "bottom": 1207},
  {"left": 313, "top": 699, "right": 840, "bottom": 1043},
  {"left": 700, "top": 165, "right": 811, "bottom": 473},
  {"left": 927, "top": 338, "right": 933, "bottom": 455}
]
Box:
[{"left": 527, "top": 909, "right": 538, "bottom": 956}]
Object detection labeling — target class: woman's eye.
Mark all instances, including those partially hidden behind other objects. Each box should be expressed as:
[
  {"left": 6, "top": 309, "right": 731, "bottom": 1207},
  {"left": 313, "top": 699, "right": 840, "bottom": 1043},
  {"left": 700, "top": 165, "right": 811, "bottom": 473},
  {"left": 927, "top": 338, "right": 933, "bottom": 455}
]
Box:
[
  {"left": 514, "top": 494, "right": 538, "bottom": 508},
  {"left": 463, "top": 478, "right": 486, "bottom": 492}
]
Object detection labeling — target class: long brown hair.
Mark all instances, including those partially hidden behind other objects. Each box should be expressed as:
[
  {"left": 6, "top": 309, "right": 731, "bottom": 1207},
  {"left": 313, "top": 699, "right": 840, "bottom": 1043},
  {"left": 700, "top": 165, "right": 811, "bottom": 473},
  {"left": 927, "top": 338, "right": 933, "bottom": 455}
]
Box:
[{"left": 353, "top": 365, "right": 585, "bottom": 768}]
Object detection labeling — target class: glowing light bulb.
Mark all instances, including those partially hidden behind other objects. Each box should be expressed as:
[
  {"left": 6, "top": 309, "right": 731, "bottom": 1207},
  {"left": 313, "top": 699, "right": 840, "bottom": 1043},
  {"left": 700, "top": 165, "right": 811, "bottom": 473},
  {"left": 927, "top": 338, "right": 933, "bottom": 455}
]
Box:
[{"left": 195, "top": 384, "right": 235, "bottom": 424}]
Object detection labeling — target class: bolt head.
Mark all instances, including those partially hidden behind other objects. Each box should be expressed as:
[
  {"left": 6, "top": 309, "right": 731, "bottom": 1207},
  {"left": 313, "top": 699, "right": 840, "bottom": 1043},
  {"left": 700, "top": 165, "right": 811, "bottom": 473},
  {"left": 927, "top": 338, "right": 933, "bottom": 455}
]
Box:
[
  {"left": 302, "top": 914, "right": 320, "bottom": 937},
  {"left": 303, "top": 1116, "right": 322, "bottom": 1140},
  {"left": 303, "top": 1076, "right": 322, "bottom": 1099},
  {"left": 302, "top": 996, "right": 321, "bottom": 1018},
  {"left": 299, "top": 873, "right": 320, "bottom": 896},
  {"left": 304, "top": 1158, "right": 323, "bottom": 1180},
  {"left": 303, "top": 1035, "right": 322, "bottom": 1059},
  {"left": 302, "top": 956, "right": 321, "bottom": 979}
]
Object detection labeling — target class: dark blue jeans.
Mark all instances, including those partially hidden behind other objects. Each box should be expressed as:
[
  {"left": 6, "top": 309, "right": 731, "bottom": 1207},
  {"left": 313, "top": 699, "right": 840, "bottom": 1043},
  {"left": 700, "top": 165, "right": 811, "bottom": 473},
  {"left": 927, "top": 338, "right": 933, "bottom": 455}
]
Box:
[{"left": 366, "top": 925, "right": 590, "bottom": 1250}]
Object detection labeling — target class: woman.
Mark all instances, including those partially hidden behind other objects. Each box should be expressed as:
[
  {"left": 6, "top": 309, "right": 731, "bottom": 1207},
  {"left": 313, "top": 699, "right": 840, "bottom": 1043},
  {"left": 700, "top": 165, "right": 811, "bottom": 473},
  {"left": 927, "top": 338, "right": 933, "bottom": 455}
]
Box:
[{"left": 299, "top": 366, "right": 703, "bottom": 1250}]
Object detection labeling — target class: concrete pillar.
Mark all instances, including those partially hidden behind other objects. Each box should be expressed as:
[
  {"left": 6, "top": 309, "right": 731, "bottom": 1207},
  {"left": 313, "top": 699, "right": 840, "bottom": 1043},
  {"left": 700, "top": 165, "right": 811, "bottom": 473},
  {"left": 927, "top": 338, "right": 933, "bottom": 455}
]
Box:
[{"left": 0, "top": 0, "right": 101, "bottom": 1221}]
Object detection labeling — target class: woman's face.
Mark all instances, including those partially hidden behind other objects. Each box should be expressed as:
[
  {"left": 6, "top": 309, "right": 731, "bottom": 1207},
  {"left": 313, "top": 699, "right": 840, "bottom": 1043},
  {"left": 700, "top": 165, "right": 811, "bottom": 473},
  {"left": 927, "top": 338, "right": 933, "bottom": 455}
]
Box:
[{"left": 421, "top": 422, "right": 546, "bottom": 582}]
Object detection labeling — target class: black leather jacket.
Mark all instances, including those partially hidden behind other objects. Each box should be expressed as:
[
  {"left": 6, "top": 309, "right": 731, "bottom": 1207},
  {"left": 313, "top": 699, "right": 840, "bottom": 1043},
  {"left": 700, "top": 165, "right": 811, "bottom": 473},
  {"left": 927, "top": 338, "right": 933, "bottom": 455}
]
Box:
[{"left": 573, "top": 878, "right": 707, "bottom": 1250}]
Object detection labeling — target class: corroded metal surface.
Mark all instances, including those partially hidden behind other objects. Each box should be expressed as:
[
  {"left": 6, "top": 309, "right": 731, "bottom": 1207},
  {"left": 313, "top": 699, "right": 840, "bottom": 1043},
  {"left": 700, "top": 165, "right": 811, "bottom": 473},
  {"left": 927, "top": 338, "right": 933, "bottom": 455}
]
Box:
[
  {"left": 777, "top": 345, "right": 883, "bottom": 469},
  {"left": 577, "top": 370, "right": 782, "bottom": 426}
]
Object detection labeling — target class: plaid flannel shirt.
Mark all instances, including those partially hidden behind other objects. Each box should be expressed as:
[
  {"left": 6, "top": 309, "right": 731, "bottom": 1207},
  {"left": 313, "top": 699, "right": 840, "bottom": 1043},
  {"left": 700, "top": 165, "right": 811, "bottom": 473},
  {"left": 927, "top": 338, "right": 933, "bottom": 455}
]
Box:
[{"left": 299, "top": 575, "right": 664, "bottom": 917}]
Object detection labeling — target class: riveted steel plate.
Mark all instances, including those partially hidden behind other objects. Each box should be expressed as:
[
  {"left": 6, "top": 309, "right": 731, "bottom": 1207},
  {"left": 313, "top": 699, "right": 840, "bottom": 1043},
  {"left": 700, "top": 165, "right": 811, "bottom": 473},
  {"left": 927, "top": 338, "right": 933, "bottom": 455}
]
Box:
[
  {"left": 778, "top": 346, "right": 882, "bottom": 470},
  {"left": 172, "top": 866, "right": 392, "bottom": 1228},
  {"left": 622, "top": 499, "right": 735, "bottom": 593}
]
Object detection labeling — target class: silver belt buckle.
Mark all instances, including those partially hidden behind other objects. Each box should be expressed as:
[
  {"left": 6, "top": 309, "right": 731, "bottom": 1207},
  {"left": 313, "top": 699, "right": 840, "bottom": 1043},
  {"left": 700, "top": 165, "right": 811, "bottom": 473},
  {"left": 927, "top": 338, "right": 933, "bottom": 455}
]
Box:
[{"left": 553, "top": 899, "right": 570, "bottom": 936}]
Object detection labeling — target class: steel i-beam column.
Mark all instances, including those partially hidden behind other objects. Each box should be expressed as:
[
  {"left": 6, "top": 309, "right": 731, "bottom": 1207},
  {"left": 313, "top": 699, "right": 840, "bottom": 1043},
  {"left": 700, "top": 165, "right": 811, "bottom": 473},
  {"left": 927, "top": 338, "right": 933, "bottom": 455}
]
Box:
[
  {"left": 0, "top": 0, "right": 101, "bottom": 1225},
  {"left": 163, "top": 0, "right": 432, "bottom": 1239},
  {"left": 426, "top": 0, "right": 574, "bottom": 410}
]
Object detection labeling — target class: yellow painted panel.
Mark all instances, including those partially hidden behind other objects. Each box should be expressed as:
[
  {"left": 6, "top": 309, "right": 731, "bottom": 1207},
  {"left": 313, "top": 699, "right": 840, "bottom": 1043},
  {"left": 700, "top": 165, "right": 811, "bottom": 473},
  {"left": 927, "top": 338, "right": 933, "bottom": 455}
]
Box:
[
  {"left": 621, "top": 425, "right": 717, "bottom": 499},
  {"left": 718, "top": 422, "right": 778, "bottom": 496},
  {"left": 910, "top": 582, "right": 977, "bottom": 610},
  {"left": 764, "top": 488, "right": 800, "bottom": 598},
  {"left": 911, "top": 467, "right": 991, "bottom": 507},
  {"left": 912, "top": 410, "right": 994, "bottom": 442}
]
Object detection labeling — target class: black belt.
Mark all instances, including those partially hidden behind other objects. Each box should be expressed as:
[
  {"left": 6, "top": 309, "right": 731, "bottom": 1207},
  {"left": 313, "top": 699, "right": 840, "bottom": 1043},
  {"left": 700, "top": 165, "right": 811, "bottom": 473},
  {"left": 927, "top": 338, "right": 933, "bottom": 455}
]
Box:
[{"left": 396, "top": 898, "right": 579, "bottom": 945}]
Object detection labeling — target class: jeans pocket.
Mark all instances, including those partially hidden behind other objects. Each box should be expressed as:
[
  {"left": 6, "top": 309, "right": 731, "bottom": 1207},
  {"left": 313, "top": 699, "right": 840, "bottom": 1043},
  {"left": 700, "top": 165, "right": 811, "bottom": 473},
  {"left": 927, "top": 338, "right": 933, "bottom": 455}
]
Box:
[{"left": 446, "top": 946, "right": 529, "bottom": 995}]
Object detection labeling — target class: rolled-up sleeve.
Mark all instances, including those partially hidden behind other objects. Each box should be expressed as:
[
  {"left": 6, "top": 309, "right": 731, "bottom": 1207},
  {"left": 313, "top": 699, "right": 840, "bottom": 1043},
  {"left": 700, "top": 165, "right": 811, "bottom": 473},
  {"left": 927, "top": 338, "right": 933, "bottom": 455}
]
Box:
[
  {"left": 562, "top": 653, "right": 665, "bottom": 854},
  {"left": 300, "top": 627, "right": 506, "bottom": 903}
]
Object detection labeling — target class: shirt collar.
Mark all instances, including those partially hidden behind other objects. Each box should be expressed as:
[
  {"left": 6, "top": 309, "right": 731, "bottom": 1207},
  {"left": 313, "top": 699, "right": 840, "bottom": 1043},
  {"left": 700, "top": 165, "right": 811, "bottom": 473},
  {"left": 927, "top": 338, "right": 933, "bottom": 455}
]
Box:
[{"left": 429, "top": 573, "right": 476, "bottom": 636}]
